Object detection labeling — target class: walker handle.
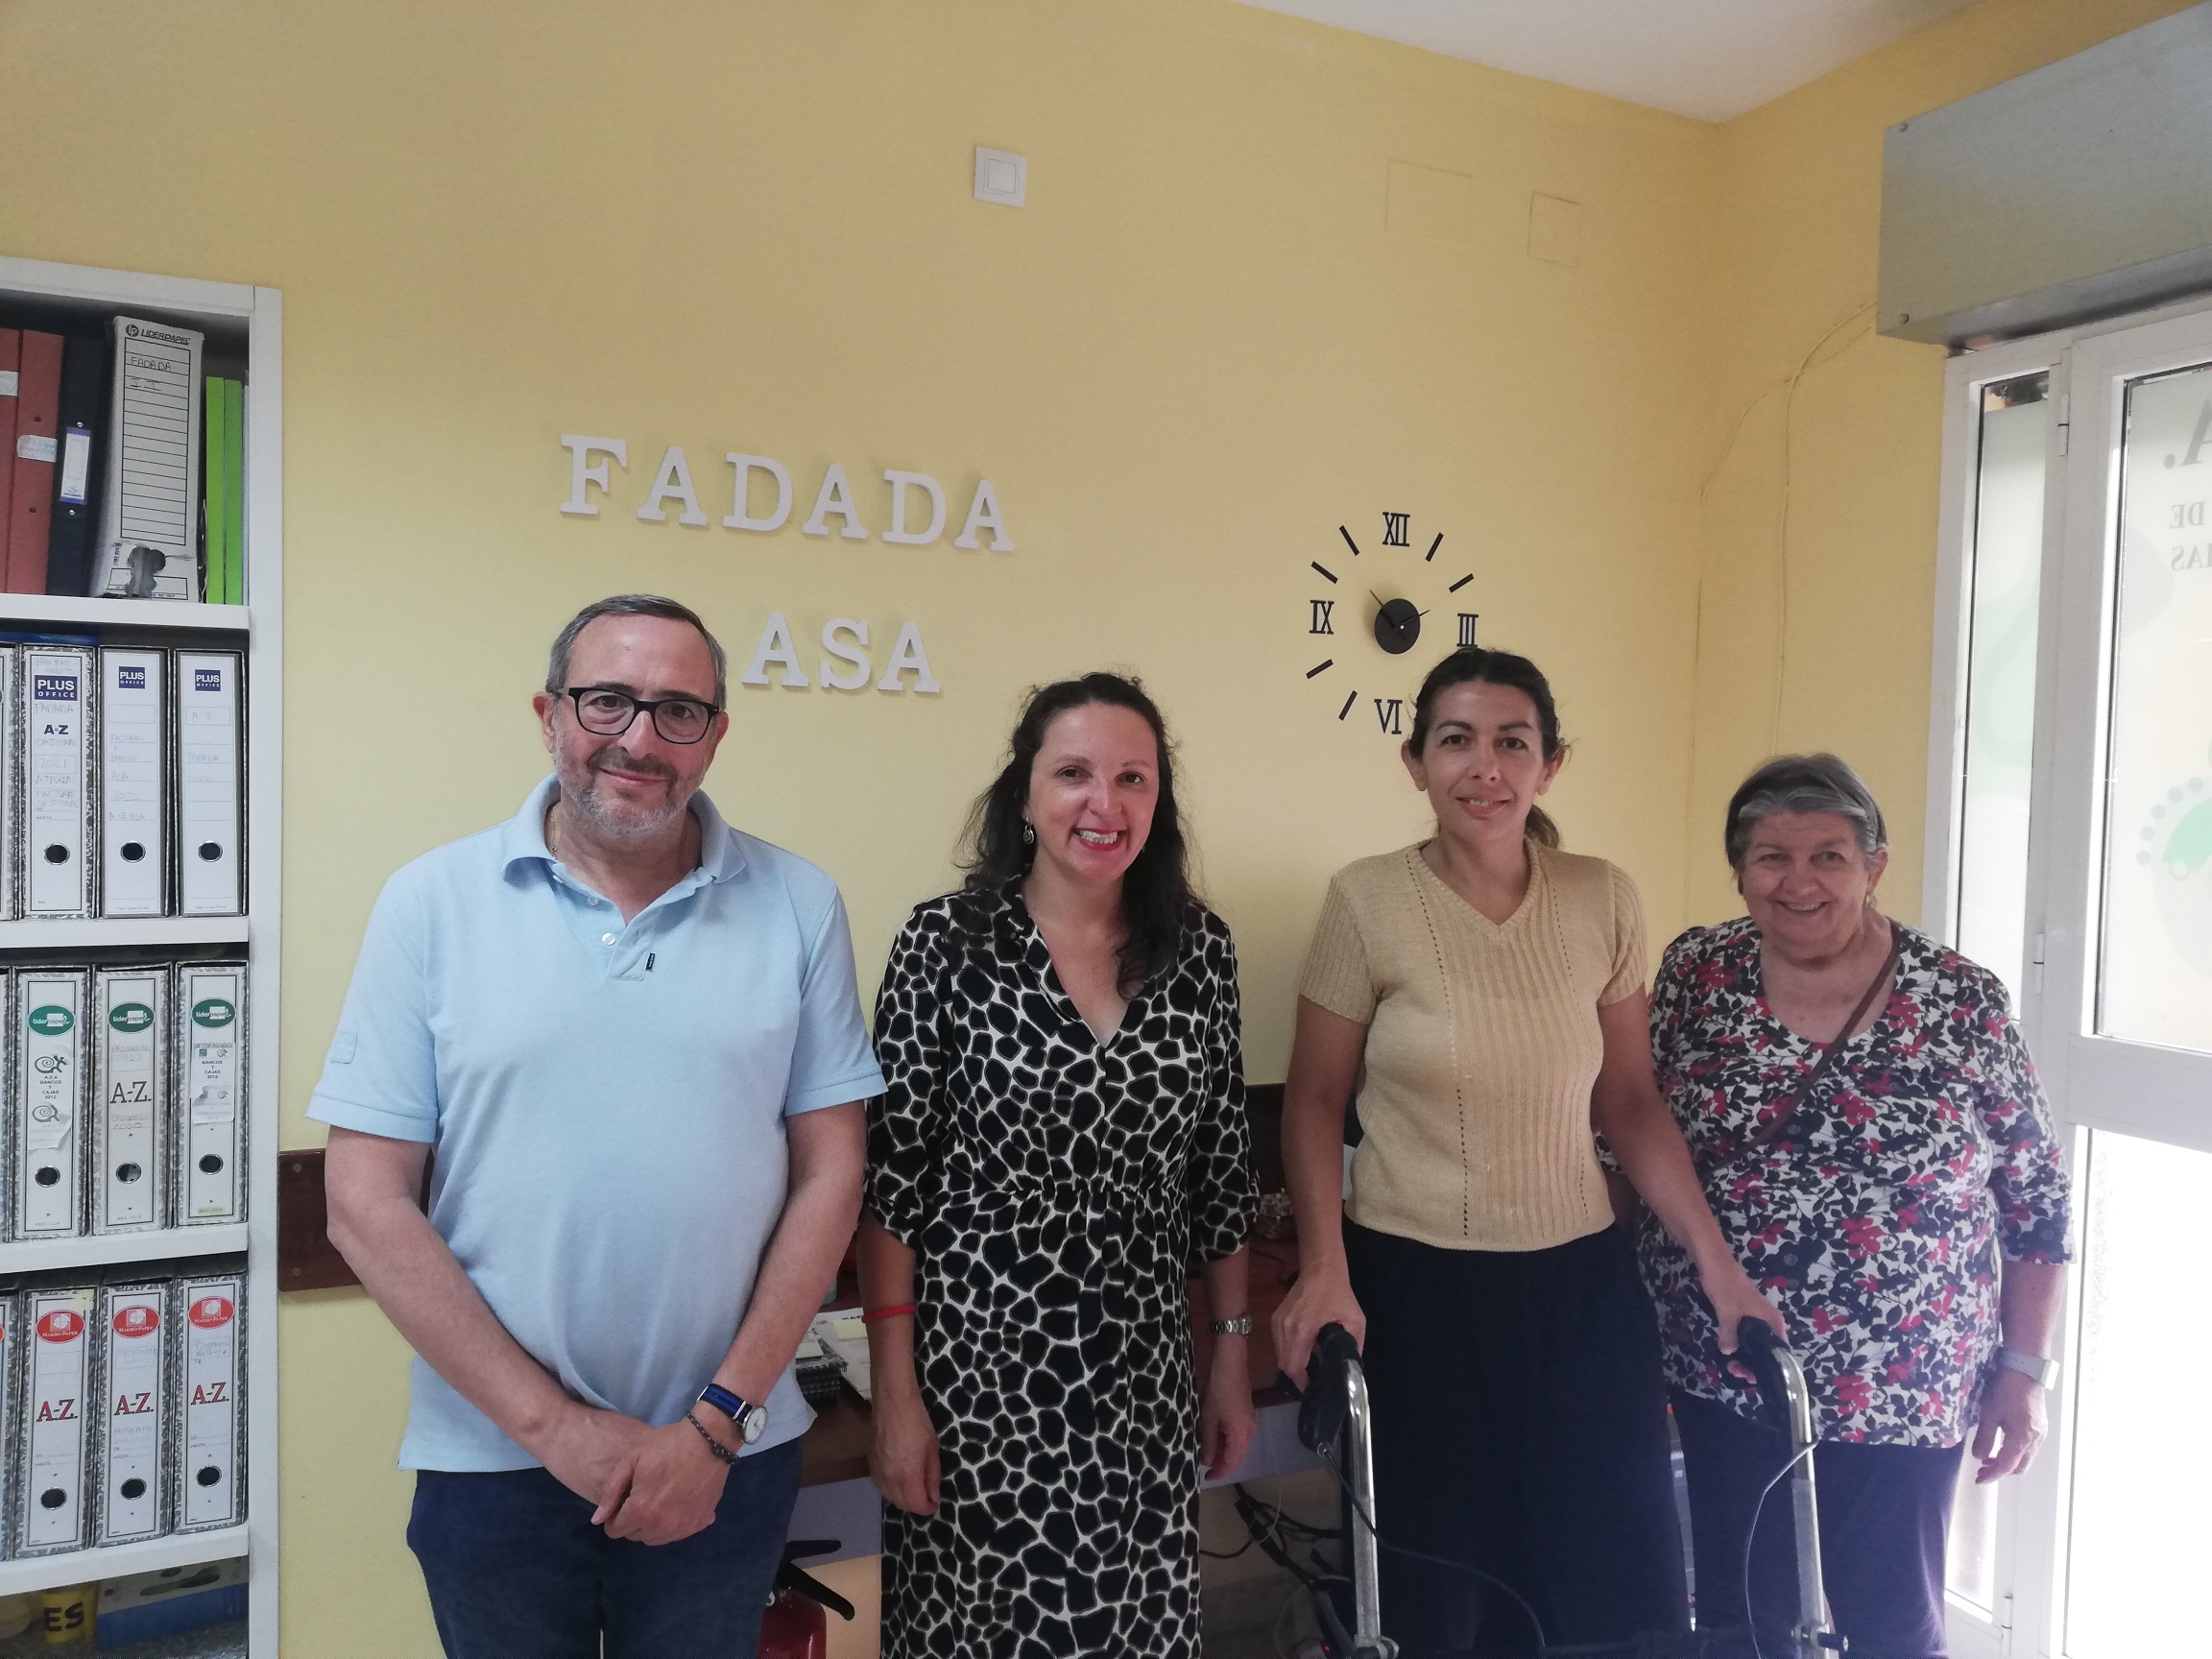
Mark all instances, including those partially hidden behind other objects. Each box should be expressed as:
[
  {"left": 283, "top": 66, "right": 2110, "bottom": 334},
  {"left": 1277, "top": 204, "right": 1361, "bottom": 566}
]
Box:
[
  {"left": 1284, "top": 1322, "right": 1363, "bottom": 1459},
  {"left": 1735, "top": 1316, "right": 1793, "bottom": 1435}
]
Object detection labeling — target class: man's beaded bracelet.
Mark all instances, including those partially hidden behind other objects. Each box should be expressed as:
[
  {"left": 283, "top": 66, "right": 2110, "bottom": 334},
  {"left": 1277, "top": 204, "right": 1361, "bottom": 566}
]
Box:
[{"left": 685, "top": 1408, "right": 741, "bottom": 1468}]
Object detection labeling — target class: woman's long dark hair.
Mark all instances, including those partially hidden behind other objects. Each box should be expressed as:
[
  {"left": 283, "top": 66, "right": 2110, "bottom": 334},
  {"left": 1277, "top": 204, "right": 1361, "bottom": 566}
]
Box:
[
  {"left": 961, "top": 672, "right": 1194, "bottom": 996},
  {"left": 1407, "top": 647, "right": 1568, "bottom": 849}
]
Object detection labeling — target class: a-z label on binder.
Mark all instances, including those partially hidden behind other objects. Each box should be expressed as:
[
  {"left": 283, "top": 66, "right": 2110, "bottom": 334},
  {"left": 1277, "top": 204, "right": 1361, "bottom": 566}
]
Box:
[
  {"left": 98, "top": 1286, "right": 170, "bottom": 1544},
  {"left": 93, "top": 968, "right": 168, "bottom": 1234},
  {"left": 176, "top": 1276, "right": 243, "bottom": 1531},
  {"left": 15, "top": 969, "right": 90, "bottom": 1239},
  {"left": 22, "top": 648, "right": 95, "bottom": 919},
  {"left": 175, "top": 651, "right": 243, "bottom": 917},
  {"left": 177, "top": 964, "right": 245, "bottom": 1224},
  {"left": 18, "top": 1286, "right": 97, "bottom": 1554},
  {"left": 99, "top": 648, "right": 168, "bottom": 917}
]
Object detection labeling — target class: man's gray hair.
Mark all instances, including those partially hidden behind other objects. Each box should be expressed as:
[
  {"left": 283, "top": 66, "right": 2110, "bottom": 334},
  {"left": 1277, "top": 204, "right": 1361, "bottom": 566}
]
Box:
[
  {"left": 1723, "top": 753, "right": 1888, "bottom": 869},
  {"left": 545, "top": 594, "right": 727, "bottom": 707}
]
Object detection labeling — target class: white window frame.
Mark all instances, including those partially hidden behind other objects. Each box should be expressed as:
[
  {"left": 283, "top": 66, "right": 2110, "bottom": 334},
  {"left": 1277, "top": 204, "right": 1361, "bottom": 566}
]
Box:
[{"left": 1930, "top": 290, "right": 2212, "bottom": 1659}]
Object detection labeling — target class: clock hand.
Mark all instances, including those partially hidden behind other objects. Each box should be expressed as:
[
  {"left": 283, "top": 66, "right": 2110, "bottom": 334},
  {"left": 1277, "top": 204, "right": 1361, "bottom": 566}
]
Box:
[{"left": 1370, "top": 590, "right": 1414, "bottom": 626}]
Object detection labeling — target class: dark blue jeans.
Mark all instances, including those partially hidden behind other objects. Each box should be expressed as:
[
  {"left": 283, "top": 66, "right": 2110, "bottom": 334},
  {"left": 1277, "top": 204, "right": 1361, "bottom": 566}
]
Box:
[{"left": 407, "top": 1437, "right": 802, "bottom": 1659}]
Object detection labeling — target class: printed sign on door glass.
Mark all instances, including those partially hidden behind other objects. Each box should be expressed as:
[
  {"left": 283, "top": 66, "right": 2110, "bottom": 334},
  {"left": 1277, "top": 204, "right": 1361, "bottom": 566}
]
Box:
[{"left": 2102, "top": 364, "right": 2212, "bottom": 1054}]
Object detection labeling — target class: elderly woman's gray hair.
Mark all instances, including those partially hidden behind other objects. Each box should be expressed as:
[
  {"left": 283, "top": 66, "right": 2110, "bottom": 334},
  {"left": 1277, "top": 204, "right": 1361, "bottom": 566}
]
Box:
[{"left": 1723, "top": 754, "right": 1888, "bottom": 869}]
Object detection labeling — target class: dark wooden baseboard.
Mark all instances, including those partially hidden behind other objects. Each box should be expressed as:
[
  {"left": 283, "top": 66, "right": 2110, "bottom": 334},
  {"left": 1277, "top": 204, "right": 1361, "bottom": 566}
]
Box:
[
  {"left": 279, "top": 1083, "right": 1286, "bottom": 1297},
  {"left": 277, "top": 1147, "right": 358, "bottom": 1291}
]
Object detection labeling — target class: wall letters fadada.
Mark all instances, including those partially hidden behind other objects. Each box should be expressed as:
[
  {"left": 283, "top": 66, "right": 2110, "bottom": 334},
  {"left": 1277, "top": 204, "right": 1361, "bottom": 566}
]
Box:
[
  {"left": 556, "top": 436, "right": 998, "bottom": 697},
  {"left": 557, "top": 437, "right": 1013, "bottom": 550}
]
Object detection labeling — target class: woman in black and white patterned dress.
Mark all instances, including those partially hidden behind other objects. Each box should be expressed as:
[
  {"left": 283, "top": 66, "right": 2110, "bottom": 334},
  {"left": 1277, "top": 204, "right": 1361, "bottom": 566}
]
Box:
[{"left": 859, "top": 673, "right": 1256, "bottom": 1659}]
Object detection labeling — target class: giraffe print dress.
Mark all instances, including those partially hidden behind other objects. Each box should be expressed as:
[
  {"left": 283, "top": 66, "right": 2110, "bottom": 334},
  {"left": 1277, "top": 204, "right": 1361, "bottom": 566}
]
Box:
[{"left": 865, "top": 887, "right": 1254, "bottom": 1658}]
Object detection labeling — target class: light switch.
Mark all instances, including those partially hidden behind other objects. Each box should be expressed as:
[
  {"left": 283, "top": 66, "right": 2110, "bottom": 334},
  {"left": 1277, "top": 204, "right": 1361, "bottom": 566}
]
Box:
[{"left": 974, "top": 147, "right": 1026, "bottom": 207}]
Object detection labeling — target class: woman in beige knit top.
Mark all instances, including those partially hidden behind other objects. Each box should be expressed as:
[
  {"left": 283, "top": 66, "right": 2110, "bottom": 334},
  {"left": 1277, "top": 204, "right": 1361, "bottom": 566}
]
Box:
[{"left": 1273, "top": 647, "right": 1780, "bottom": 1657}]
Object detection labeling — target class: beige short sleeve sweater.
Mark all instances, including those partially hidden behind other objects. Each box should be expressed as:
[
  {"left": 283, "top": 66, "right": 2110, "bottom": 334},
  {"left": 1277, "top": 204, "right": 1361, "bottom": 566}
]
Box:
[{"left": 1298, "top": 841, "right": 1647, "bottom": 1252}]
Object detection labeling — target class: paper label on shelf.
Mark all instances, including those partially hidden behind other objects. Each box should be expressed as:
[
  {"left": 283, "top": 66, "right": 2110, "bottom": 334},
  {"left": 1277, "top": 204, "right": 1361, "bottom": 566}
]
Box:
[
  {"left": 0, "top": 370, "right": 17, "bottom": 397},
  {"left": 15, "top": 432, "right": 57, "bottom": 464},
  {"left": 57, "top": 427, "right": 91, "bottom": 503}
]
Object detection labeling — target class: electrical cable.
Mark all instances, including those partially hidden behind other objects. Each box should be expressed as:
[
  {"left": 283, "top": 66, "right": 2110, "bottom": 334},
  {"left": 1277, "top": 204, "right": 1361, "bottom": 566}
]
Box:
[
  {"left": 1315, "top": 1452, "right": 1553, "bottom": 1659},
  {"left": 1739, "top": 1441, "right": 1814, "bottom": 1659}
]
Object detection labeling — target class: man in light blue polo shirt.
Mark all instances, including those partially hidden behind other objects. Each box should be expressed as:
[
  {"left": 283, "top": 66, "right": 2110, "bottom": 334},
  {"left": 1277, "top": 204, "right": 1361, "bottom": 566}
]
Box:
[{"left": 316, "top": 593, "right": 883, "bottom": 1659}]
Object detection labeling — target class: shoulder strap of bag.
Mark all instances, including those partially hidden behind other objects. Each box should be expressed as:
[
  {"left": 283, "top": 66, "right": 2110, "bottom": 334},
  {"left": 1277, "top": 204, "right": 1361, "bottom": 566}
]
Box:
[{"left": 1739, "top": 925, "right": 1903, "bottom": 1157}]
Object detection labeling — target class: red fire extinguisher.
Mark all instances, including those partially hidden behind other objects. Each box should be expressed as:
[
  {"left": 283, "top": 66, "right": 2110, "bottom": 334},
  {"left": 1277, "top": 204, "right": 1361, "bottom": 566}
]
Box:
[{"left": 758, "top": 1539, "right": 855, "bottom": 1659}]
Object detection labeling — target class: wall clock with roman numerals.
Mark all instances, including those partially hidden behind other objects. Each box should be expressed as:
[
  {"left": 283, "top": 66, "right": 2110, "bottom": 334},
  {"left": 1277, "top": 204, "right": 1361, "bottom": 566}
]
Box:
[{"left": 1303, "top": 510, "right": 1479, "bottom": 739}]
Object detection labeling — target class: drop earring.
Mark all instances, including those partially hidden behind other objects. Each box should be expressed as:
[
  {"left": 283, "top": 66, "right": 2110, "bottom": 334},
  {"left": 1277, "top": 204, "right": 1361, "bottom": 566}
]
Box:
[{"left": 1022, "top": 821, "right": 1036, "bottom": 847}]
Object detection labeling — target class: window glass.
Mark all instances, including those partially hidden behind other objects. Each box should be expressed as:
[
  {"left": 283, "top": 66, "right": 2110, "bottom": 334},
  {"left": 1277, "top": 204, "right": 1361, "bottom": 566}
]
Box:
[
  {"left": 2099, "top": 365, "right": 2212, "bottom": 1054},
  {"left": 2063, "top": 1129, "right": 2211, "bottom": 1656},
  {"left": 1956, "top": 374, "right": 2050, "bottom": 1003}
]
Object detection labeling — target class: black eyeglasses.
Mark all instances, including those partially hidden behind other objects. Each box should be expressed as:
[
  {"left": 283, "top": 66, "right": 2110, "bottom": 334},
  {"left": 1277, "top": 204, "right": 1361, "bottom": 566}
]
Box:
[{"left": 562, "top": 686, "right": 722, "bottom": 745}]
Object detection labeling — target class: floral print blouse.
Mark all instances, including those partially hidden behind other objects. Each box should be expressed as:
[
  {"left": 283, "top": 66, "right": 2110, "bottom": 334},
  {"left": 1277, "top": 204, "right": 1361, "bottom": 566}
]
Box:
[{"left": 1637, "top": 918, "right": 2072, "bottom": 1447}]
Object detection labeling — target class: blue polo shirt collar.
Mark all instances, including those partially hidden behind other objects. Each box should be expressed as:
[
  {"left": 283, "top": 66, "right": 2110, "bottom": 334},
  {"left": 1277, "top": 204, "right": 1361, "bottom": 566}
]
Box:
[{"left": 499, "top": 776, "right": 748, "bottom": 889}]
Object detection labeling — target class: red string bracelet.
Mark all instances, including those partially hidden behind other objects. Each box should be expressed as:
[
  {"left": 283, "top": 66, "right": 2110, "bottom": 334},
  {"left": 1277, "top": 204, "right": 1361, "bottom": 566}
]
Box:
[{"left": 861, "top": 1304, "right": 917, "bottom": 1325}]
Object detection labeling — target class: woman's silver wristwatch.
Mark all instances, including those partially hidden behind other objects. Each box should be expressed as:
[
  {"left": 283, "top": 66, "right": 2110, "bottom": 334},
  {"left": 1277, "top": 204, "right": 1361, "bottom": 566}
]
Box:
[
  {"left": 1995, "top": 1347, "right": 2060, "bottom": 1389},
  {"left": 1208, "top": 1316, "right": 1253, "bottom": 1336}
]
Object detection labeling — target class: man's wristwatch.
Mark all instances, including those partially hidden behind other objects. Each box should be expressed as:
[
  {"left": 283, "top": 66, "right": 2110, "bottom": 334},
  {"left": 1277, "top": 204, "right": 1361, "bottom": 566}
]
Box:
[
  {"left": 697, "top": 1382, "right": 768, "bottom": 1445},
  {"left": 1209, "top": 1316, "right": 1253, "bottom": 1337},
  {"left": 1994, "top": 1347, "right": 2060, "bottom": 1390}
]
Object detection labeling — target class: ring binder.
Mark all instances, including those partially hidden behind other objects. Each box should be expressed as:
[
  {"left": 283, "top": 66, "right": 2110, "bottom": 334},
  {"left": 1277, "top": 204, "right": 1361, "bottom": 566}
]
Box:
[
  {"left": 173, "top": 651, "right": 242, "bottom": 918},
  {"left": 14, "top": 968, "right": 91, "bottom": 1240},
  {"left": 99, "top": 648, "right": 169, "bottom": 918},
  {"left": 21, "top": 647, "right": 97, "bottom": 920}
]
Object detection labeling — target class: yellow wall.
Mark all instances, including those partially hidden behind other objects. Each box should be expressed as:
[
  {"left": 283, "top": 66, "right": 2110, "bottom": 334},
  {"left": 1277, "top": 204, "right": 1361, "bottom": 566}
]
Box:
[
  {"left": 0, "top": 0, "right": 2191, "bottom": 1650},
  {"left": 1, "top": 3, "right": 1719, "bottom": 1651},
  {"left": 1684, "top": 0, "right": 2202, "bottom": 922}
]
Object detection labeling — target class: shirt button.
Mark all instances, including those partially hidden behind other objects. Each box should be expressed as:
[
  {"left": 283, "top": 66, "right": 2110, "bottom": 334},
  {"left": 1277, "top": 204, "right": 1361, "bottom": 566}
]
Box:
[{"left": 600, "top": 932, "right": 617, "bottom": 946}]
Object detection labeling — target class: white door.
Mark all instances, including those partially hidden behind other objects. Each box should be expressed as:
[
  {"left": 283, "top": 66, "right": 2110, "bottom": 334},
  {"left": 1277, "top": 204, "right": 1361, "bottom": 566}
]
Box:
[
  {"left": 1931, "top": 301, "right": 2212, "bottom": 1659},
  {"left": 2034, "top": 310, "right": 2212, "bottom": 1659}
]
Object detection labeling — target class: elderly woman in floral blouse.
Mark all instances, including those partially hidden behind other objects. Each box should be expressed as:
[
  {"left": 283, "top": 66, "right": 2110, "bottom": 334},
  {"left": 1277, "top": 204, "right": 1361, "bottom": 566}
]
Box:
[{"left": 1638, "top": 755, "right": 2071, "bottom": 1659}]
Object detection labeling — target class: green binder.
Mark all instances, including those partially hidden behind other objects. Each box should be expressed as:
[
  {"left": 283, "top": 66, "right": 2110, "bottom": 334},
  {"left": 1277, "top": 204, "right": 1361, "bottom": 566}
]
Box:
[
  {"left": 203, "top": 377, "right": 229, "bottom": 604},
  {"left": 222, "top": 378, "right": 244, "bottom": 604}
]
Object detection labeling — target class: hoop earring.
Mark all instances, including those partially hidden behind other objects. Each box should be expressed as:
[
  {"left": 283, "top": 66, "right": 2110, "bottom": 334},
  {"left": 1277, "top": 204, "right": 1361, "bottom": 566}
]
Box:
[{"left": 1022, "top": 821, "right": 1035, "bottom": 847}]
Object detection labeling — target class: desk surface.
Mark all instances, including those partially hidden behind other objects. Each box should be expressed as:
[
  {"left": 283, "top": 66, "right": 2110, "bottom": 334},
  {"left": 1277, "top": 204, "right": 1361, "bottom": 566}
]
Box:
[{"left": 798, "top": 1234, "right": 1302, "bottom": 1487}]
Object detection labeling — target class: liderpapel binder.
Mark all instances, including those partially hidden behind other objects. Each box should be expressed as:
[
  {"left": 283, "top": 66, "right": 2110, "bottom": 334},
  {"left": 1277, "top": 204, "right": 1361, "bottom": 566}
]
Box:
[
  {"left": 20, "top": 647, "right": 97, "bottom": 920},
  {"left": 16, "top": 1284, "right": 99, "bottom": 1554},
  {"left": 98, "top": 1281, "right": 173, "bottom": 1545},
  {"left": 91, "top": 316, "right": 203, "bottom": 600},
  {"left": 93, "top": 966, "right": 169, "bottom": 1235},
  {"left": 176, "top": 1270, "right": 244, "bottom": 1531},
  {"left": 174, "top": 650, "right": 242, "bottom": 916},
  {"left": 99, "top": 648, "right": 168, "bottom": 917},
  {"left": 14, "top": 966, "right": 91, "bottom": 1239},
  {"left": 177, "top": 962, "right": 245, "bottom": 1226}
]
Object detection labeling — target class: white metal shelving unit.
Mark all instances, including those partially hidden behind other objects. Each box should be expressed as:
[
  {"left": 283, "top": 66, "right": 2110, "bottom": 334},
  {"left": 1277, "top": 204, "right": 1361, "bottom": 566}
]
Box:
[{"left": 0, "top": 253, "right": 279, "bottom": 1650}]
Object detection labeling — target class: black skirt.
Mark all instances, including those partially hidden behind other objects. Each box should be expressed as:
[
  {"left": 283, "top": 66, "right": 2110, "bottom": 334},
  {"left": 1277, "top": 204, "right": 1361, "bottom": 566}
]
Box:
[{"left": 1345, "top": 1219, "right": 1688, "bottom": 1657}]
